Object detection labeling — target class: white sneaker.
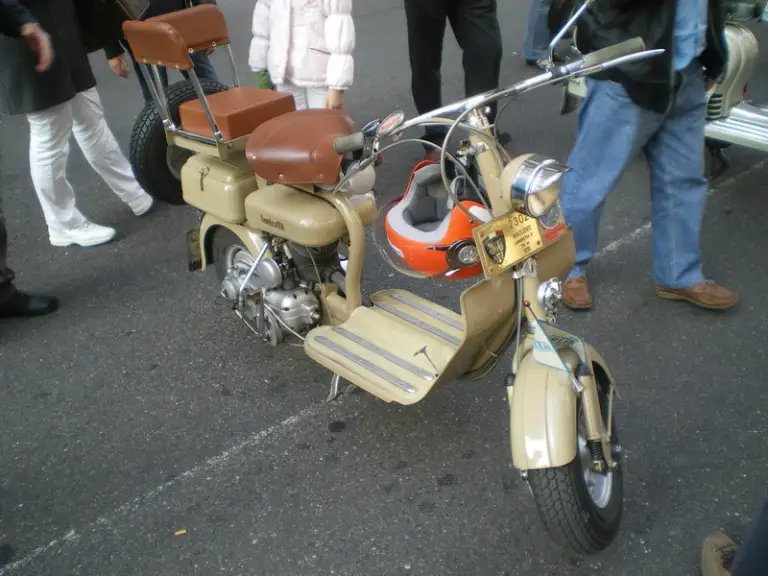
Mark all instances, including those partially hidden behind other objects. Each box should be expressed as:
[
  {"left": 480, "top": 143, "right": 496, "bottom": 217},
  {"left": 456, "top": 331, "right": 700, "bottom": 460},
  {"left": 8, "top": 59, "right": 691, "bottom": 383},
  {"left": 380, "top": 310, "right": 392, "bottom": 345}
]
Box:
[
  {"left": 126, "top": 193, "right": 154, "bottom": 216},
  {"left": 49, "top": 221, "right": 117, "bottom": 247}
]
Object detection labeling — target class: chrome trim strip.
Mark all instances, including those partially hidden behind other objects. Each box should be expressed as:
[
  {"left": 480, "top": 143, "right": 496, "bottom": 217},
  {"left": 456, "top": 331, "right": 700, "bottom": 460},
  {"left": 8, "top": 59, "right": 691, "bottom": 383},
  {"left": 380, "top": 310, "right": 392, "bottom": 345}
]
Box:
[
  {"left": 332, "top": 327, "right": 435, "bottom": 380},
  {"left": 188, "top": 68, "right": 223, "bottom": 143},
  {"left": 225, "top": 45, "right": 241, "bottom": 88},
  {"left": 388, "top": 293, "right": 464, "bottom": 331},
  {"left": 376, "top": 303, "right": 461, "bottom": 346},
  {"left": 314, "top": 336, "right": 417, "bottom": 394},
  {"left": 169, "top": 128, "right": 218, "bottom": 146}
]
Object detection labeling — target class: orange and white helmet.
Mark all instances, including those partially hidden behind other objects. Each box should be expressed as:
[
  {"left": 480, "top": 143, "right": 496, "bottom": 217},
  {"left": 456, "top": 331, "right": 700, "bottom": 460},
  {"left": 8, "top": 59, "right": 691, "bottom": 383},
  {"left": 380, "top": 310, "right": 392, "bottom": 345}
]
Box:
[{"left": 378, "top": 161, "right": 492, "bottom": 280}]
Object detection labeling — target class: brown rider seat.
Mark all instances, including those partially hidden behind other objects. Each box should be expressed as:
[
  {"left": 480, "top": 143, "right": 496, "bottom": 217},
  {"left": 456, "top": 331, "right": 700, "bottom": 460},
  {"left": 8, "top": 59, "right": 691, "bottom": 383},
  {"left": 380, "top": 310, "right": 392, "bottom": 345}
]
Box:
[
  {"left": 122, "top": 4, "right": 295, "bottom": 142},
  {"left": 245, "top": 109, "right": 356, "bottom": 185}
]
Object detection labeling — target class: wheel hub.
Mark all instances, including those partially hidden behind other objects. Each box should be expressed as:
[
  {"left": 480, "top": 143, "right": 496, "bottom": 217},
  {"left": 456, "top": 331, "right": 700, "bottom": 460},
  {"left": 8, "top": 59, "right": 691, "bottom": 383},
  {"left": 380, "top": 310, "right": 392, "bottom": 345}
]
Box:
[{"left": 578, "top": 434, "right": 614, "bottom": 509}]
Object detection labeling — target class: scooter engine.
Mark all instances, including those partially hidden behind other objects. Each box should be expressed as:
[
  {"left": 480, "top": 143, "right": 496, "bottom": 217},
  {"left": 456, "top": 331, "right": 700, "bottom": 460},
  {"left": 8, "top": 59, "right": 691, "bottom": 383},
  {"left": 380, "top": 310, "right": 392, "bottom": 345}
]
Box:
[{"left": 220, "top": 247, "right": 322, "bottom": 346}]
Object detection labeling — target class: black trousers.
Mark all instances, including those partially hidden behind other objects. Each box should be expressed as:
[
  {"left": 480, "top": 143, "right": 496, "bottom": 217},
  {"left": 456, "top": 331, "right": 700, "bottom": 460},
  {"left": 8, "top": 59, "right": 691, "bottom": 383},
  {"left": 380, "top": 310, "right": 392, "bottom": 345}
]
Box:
[
  {"left": 0, "top": 179, "right": 15, "bottom": 303},
  {"left": 404, "top": 0, "right": 502, "bottom": 147}
]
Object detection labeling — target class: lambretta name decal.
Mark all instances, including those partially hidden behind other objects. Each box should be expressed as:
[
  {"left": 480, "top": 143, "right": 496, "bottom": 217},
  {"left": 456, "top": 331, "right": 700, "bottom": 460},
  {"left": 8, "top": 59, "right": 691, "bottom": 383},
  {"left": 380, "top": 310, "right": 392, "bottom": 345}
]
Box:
[{"left": 260, "top": 215, "right": 285, "bottom": 231}]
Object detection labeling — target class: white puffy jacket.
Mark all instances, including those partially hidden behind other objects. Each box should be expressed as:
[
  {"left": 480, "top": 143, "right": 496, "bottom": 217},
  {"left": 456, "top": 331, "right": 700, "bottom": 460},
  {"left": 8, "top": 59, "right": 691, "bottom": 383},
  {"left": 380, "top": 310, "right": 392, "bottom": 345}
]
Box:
[{"left": 249, "top": 0, "right": 355, "bottom": 91}]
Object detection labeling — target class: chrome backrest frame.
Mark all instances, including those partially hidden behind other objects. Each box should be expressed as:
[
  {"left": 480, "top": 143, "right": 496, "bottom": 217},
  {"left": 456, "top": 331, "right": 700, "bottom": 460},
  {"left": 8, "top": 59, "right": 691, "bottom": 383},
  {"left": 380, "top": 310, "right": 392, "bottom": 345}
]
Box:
[{"left": 125, "top": 39, "right": 243, "bottom": 148}]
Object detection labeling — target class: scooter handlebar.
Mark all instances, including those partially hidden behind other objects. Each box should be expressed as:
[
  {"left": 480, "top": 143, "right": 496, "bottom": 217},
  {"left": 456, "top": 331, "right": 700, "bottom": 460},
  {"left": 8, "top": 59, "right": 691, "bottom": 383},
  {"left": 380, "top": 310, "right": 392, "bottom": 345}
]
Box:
[
  {"left": 333, "top": 132, "right": 365, "bottom": 154},
  {"left": 579, "top": 37, "right": 647, "bottom": 70}
]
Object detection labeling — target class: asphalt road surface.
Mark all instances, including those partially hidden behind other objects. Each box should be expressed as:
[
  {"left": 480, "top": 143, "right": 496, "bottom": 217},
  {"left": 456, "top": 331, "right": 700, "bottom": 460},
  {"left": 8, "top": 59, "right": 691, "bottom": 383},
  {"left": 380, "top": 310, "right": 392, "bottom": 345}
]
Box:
[{"left": 1, "top": 1, "right": 767, "bottom": 574}]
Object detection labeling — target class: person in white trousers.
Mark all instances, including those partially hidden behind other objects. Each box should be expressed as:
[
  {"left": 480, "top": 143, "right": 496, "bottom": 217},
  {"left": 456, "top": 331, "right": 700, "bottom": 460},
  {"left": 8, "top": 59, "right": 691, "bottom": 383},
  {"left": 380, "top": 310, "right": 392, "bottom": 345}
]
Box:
[
  {"left": 248, "top": 0, "right": 355, "bottom": 111},
  {"left": 27, "top": 87, "right": 153, "bottom": 247},
  {"left": 0, "top": 0, "right": 153, "bottom": 249}
]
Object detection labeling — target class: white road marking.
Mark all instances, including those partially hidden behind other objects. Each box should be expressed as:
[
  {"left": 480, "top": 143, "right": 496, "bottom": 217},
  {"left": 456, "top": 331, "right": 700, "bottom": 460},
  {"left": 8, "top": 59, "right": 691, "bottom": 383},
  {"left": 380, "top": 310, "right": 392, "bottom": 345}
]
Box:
[
  {"left": 0, "top": 403, "right": 328, "bottom": 574},
  {"left": 594, "top": 158, "right": 768, "bottom": 260},
  {"left": 2, "top": 158, "right": 766, "bottom": 574}
]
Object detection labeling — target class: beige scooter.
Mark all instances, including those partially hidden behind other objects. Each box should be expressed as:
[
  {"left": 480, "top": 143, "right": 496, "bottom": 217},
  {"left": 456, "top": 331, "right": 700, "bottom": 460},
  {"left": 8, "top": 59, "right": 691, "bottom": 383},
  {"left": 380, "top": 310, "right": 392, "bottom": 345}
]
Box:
[{"left": 123, "top": 5, "right": 662, "bottom": 554}]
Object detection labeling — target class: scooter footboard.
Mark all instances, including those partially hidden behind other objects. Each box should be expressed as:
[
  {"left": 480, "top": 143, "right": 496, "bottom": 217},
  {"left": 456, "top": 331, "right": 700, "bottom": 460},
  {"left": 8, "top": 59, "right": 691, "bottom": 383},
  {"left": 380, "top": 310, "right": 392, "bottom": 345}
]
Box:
[{"left": 509, "top": 348, "right": 580, "bottom": 470}]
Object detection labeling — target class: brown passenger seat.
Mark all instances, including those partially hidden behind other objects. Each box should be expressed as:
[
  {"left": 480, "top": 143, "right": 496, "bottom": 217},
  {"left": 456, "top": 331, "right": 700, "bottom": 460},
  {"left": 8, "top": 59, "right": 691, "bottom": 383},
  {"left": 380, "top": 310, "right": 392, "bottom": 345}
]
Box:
[
  {"left": 178, "top": 88, "right": 295, "bottom": 141},
  {"left": 122, "top": 4, "right": 295, "bottom": 142},
  {"left": 245, "top": 109, "right": 356, "bottom": 186}
]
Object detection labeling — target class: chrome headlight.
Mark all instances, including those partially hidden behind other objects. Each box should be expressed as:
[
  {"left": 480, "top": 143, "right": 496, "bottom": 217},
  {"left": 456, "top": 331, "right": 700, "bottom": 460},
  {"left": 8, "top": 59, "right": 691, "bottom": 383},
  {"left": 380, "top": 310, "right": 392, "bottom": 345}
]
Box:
[{"left": 503, "top": 154, "right": 569, "bottom": 218}]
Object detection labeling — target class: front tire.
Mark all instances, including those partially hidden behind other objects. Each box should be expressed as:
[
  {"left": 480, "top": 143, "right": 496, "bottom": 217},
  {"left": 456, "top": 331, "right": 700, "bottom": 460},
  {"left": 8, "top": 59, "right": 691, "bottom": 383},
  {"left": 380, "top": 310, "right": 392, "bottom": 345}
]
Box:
[
  {"left": 129, "top": 78, "right": 229, "bottom": 205},
  {"left": 527, "top": 369, "right": 623, "bottom": 555}
]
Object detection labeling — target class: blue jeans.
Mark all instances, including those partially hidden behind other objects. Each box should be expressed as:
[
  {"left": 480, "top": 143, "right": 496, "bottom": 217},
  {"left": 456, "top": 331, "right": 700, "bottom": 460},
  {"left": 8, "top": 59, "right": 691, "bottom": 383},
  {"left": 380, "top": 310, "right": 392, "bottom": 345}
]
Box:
[
  {"left": 731, "top": 500, "right": 768, "bottom": 575},
  {"left": 133, "top": 52, "right": 219, "bottom": 103},
  {"left": 559, "top": 61, "right": 708, "bottom": 289},
  {"left": 522, "top": 0, "right": 552, "bottom": 61}
]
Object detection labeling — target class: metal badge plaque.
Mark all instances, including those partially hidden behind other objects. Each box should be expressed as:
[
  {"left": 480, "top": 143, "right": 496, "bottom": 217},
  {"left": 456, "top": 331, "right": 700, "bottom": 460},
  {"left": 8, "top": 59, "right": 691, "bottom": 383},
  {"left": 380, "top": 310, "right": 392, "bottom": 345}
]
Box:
[{"left": 472, "top": 210, "right": 565, "bottom": 279}]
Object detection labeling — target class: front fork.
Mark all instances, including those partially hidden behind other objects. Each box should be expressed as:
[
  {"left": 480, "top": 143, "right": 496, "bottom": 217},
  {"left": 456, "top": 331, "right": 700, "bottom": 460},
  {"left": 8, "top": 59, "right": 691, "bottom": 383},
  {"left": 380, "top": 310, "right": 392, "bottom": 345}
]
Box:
[{"left": 514, "top": 271, "right": 616, "bottom": 473}]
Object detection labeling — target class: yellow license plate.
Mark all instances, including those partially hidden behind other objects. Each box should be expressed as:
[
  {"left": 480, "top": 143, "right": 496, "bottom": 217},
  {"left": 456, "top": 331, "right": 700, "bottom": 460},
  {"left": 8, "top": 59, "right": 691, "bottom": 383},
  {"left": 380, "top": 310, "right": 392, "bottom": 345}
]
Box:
[{"left": 472, "top": 211, "right": 563, "bottom": 279}]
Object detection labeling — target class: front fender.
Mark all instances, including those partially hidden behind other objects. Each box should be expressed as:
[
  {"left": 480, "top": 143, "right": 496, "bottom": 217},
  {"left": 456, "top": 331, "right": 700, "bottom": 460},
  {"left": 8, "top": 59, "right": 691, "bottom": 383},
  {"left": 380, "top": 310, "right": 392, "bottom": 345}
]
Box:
[
  {"left": 510, "top": 348, "right": 579, "bottom": 470},
  {"left": 509, "top": 343, "right": 615, "bottom": 470}
]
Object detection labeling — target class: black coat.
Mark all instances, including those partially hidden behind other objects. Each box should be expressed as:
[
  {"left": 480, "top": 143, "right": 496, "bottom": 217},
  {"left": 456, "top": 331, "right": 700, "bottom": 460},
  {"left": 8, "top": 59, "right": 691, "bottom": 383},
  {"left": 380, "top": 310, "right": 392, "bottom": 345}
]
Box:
[
  {"left": 0, "top": 0, "right": 35, "bottom": 36},
  {"left": 0, "top": 0, "right": 97, "bottom": 115},
  {"left": 571, "top": 0, "right": 727, "bottom": 114},
  {"left": 74, "top": 0, "right": 129, "bottom": 54}
]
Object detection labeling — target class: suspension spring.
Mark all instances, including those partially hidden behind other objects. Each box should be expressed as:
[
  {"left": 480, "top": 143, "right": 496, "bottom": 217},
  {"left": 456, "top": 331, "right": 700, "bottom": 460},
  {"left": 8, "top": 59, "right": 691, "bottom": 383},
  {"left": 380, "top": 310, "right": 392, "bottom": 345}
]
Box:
[{"left": 589, "top": 440, "right": 606, "bottom": 473}]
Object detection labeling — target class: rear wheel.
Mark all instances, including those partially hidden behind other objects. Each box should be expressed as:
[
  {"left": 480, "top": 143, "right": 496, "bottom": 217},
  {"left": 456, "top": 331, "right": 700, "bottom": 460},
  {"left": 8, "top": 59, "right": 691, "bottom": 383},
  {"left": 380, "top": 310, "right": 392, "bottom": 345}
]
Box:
[
  {"left": 527, "top": 369, "right": 623, "bottom": 555},
  {"left": 129, "top": 78, "right": 229, "bottom": 205},
  {"left": 211, "top": 227, "right": 246, "bottom": 282}
]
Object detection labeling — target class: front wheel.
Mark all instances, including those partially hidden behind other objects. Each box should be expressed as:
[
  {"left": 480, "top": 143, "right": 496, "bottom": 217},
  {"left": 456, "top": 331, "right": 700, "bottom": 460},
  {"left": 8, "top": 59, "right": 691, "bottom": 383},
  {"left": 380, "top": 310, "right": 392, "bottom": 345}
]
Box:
[{"left": 527, "top": 371, "right": 623, "bottom": 555}]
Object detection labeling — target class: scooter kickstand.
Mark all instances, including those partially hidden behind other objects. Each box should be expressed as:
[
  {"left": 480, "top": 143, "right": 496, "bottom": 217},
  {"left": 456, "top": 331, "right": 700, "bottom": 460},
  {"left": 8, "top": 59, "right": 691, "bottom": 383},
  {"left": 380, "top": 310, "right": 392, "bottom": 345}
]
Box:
[{"left": 326, "top": 374, "right": 343, "bottom": 403}]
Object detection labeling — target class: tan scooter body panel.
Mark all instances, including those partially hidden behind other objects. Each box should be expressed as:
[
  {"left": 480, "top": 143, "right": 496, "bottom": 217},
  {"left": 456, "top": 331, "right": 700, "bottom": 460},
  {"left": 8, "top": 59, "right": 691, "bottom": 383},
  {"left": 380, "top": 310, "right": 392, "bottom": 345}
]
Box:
[
  {"left": 197, "top": 190, "right": 377, "bottom": 268},
  {"left": 198, "top": 213, "right": 269, "bottom": 270},
  {"left": 244, "top": 185, "right": 377, "bottom": 247},
  {"left": 510, "top": 344, "right": 615, "bottom": 470},
  {"left": 182, "top": 153, "right": 257, "bottom": 223},
  {"left": 711, "top": 24, "right": 760, "bottom": 116}
]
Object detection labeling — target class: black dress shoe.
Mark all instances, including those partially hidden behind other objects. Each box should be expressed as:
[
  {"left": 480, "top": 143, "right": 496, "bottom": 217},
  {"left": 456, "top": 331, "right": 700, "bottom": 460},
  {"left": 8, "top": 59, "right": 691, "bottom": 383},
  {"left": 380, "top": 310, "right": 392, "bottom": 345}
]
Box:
[{"left": 0, "top": 291, "right": 59, "bottom": 318}]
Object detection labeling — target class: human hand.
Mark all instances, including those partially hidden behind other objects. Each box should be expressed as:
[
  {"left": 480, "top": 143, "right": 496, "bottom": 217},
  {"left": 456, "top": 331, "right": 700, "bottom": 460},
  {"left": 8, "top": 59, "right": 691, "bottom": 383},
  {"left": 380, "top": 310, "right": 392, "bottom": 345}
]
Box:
[
  {"left": 327, "top": 90, "right": 344, "bottom": 110},
  {"left": 108, "top": 54, "right": 132, "bottom": 78},
  {"left": 20, "top": 23, "right": 53, "bottom": 73}
]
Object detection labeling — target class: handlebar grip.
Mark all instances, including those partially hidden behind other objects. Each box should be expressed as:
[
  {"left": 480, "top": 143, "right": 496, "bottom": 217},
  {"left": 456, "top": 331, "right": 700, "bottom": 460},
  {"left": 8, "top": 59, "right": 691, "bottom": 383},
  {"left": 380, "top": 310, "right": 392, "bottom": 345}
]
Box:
[
  {"left": 580, "top": 37, "right": 647, "bottom": 69},
  {"left": 333, "top": 132, "right": 365, "bottom": 154}
]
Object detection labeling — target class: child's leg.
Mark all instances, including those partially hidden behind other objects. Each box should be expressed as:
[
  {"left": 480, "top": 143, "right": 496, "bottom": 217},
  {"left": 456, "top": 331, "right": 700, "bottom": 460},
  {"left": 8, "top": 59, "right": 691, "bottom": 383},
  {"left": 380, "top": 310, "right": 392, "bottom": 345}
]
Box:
[
  {"left": 275, "top": 83, "right": 308, "bottom": 110},
  {"left": 306, "top": 87, "right": 329, "bottom": 109}
]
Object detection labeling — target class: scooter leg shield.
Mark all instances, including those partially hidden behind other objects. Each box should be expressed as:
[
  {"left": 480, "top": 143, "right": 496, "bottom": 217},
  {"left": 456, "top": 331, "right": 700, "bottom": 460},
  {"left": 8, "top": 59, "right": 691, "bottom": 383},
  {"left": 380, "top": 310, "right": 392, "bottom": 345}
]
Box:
[{"left": 509, "top": 349, "right": 579, "bottom": 470}]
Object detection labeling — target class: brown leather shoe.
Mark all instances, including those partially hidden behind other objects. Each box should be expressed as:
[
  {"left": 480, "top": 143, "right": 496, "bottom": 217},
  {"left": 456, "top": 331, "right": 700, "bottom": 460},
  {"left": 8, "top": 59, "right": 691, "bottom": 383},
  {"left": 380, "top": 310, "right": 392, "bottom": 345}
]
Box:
[
  {"left": 563, "top": 277, "right": 593, "bottom": 310},
  {"left": 701, "top": 532, "right": 738, "bottom": 576},
  {"left": 655, "top": 280, "right": 738, "bottom": 310}
]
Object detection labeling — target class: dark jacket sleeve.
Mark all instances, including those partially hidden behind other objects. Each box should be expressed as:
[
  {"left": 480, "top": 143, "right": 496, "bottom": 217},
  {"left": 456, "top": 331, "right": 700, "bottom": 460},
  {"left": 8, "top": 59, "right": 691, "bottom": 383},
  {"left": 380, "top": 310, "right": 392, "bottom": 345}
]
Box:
[
  {"left": 0, "top": 0, "right": 36, "bottom": 37},
  {"left": 104, "top": 41, "right": 124, "bottom": 59}
]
